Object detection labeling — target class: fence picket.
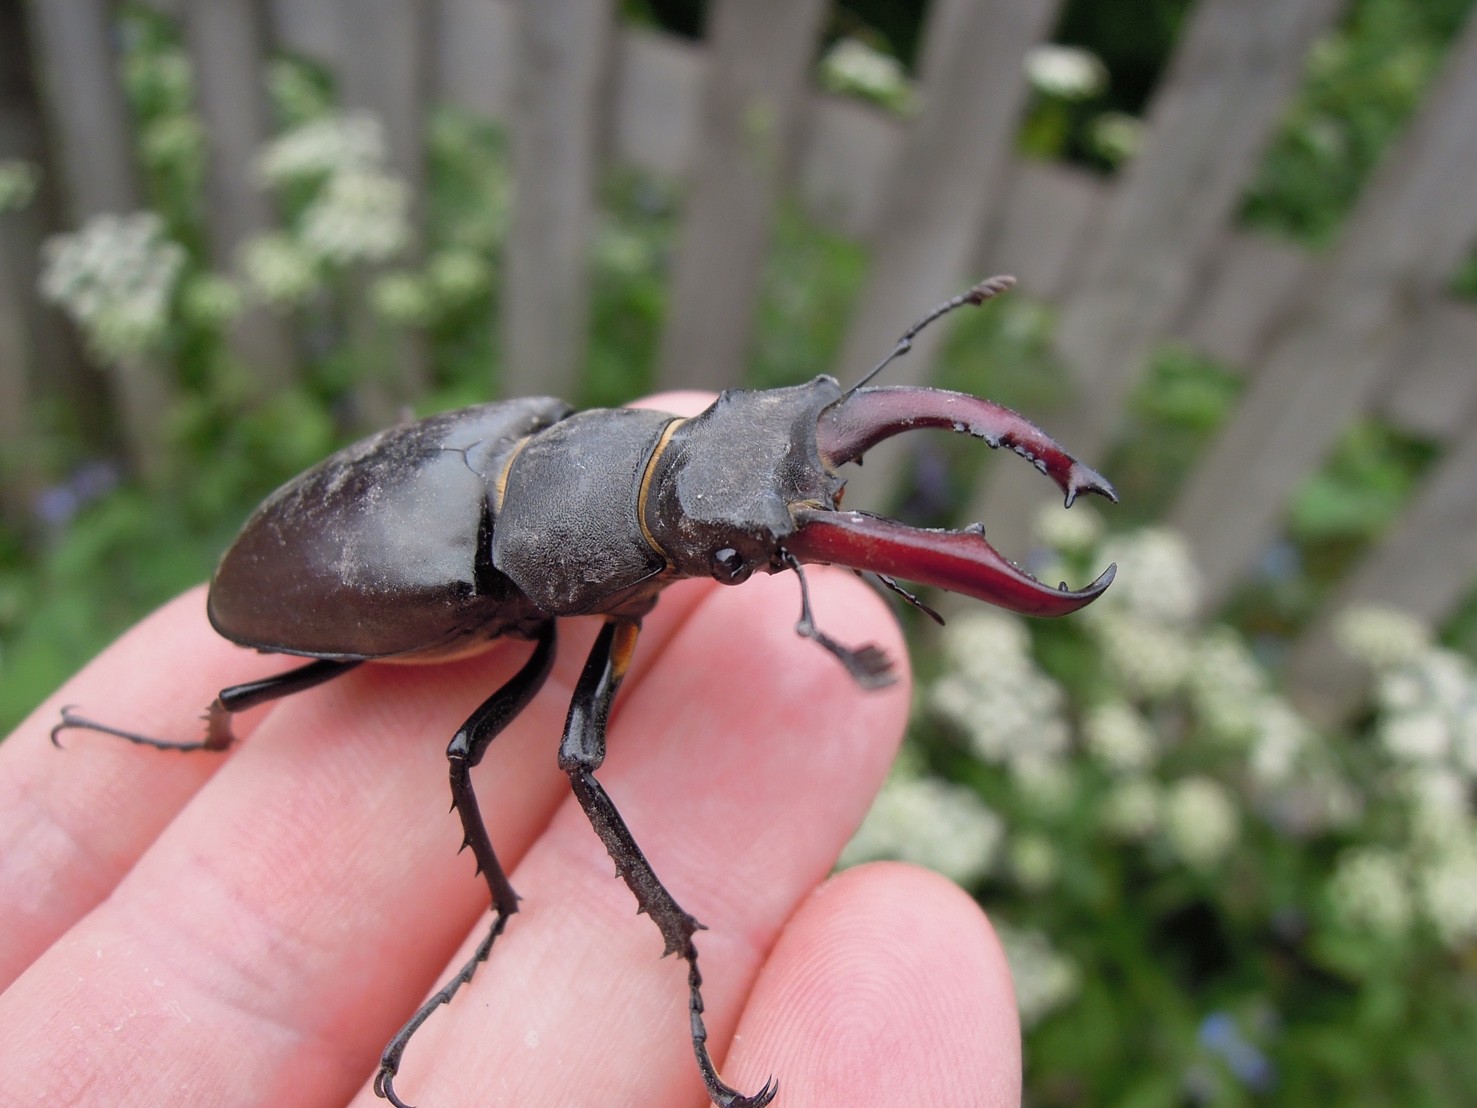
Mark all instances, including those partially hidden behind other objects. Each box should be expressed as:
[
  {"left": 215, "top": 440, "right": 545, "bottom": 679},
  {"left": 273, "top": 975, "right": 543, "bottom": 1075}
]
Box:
[
  {"left": 500, "top": 0, "right": 616, "bottom": 401},
  {"left": 833, "top": 0, "right": 1061, "bottom": 512},
  {"left": 184, "top": 0, "right": 297, "bottom": 393},
  {"left": 973, "top": 0, "right": 1342, "bottom": 557},
  {"left": 1290, "top": 421, "right": 1477, "bottom": 720},
  {"left": 655, "top": 0, "right": 829, "bottom": 392},
  {"left": 1171, "top": 10, "right": 1477, "bottom": 611},
  {"left": 328, "top": 0, "right": 434, "bottom": 419}
]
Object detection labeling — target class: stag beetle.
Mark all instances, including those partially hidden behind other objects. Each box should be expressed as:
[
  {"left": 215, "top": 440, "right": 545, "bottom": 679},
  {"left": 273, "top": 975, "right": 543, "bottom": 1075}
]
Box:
[{"left": 53, "top": 277, "right": 1116, "bottom": 1108}]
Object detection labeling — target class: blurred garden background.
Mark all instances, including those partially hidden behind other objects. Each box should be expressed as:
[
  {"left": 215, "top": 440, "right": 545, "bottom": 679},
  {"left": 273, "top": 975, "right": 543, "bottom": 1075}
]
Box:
[{"left": 3, "top": 0, "right": 1477, "bottom": 1102}]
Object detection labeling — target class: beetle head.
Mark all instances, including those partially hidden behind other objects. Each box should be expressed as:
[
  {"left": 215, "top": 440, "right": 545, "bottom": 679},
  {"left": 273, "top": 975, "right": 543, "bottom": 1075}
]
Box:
[
  {"left": 642, "top": 379, "right": 847, "bottom": 584},
  {"left": 644, "top": 374, "right": 1116, "bottom": 621}
]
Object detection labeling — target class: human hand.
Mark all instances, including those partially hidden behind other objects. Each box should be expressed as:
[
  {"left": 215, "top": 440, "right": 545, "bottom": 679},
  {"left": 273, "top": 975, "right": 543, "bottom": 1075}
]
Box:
[{"left": 0, "top": 397, "right": 1021, "bottom": 1108}]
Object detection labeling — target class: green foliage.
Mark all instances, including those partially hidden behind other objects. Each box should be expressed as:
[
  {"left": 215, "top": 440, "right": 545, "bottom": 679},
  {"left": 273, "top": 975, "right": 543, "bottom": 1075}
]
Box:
[{"left": 1242, "top": 0, "right": 1476, "bottom": 247}]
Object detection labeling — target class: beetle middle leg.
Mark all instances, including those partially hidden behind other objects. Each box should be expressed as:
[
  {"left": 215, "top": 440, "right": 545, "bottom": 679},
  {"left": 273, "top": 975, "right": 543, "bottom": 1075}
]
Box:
[
  {"left": 558, "top": 617, "right": 777, "bottom": 1108},
  {"left": 376, "top": 621, "right": 557, "bottom": 1108}
]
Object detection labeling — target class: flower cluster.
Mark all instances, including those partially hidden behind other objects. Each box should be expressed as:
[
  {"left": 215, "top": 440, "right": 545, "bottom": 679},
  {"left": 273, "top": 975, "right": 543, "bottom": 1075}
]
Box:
[
  {"left": 1333, "top": 606, "right": 1477, "bottom": 950},
  {"left": 840, "top": 760, "right": 1004, "bottom": 886},
  {"left": 39, "top": 212, "right": 186, "bottom": 361},
  {"left": 819, "top": 38, "right": 914, "bottom": 114},
  {"left": 242, "top": 113, "right": 413, "bottom": 308}
]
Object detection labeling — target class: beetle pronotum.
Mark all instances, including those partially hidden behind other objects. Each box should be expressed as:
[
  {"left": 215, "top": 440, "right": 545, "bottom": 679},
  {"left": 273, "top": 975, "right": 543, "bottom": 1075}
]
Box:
[{"left": 54, "top": 277, "right": 1115, "bottom": 1107}]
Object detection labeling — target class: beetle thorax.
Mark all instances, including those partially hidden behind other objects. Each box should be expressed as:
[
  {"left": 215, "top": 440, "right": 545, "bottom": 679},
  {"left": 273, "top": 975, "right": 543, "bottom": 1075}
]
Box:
[{"left": 643, "top": 379, "right": 846, "bottom": 585}]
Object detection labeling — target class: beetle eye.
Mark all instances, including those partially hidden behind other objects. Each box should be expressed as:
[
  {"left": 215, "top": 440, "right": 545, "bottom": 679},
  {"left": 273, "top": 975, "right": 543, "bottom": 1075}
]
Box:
[{"left": 711, "top": 548, "right": 752, "bottom": 584}]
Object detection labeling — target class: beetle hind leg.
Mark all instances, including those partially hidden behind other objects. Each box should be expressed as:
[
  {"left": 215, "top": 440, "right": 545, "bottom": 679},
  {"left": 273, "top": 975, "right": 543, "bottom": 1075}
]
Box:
[
  {"left": 375, "top": 622, "right": 558, "bottom": 1108},
  {"left": 50, "top": 657, "right": 361, "bottom": 752},
  {"left": 559, "top": 618, "right": 777, "bottom": 1108}
]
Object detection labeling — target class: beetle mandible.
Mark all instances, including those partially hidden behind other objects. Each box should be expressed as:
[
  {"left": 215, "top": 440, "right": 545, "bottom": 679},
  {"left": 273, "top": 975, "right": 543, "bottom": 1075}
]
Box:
[{"left": 53, "top": 277, "right": 1116, "bottom": 1108}]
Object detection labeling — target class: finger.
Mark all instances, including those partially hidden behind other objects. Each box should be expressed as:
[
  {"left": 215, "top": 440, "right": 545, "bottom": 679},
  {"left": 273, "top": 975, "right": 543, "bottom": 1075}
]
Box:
[
  {"left": 0, "top": 586, "right": 299, "bottom": 987},
  {"left": 359, "top": 564, "right": 911, "bottom": 1107},
  {"left": 0, "top": 577, "right": 714, "bottom": 1108},
  {"left": 725, "top": 862, "right": 1022, "bottom": 1106}
]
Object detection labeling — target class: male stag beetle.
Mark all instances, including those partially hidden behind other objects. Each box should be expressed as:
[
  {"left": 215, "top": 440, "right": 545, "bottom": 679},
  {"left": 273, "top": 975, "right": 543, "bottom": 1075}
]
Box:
[{"left": 53, "top": 276, "right": 1116, "bottom": 1108}]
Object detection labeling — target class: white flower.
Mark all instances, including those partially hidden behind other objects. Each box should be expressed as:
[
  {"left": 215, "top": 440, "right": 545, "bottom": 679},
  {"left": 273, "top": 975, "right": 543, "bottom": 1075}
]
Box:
[
  {"left": 257, "top": 112, "right": 387, "bottom": 186},
  {"left": 39, "top": 212, "right": 185, "bottom": 360},
  {"left": 1328, "top": 847, "right": 1413, "bottom": 939},
  {"left": 427, "top": 250, "right": 491, "bottom": 304},
  {"left": 1398, "top": 767, "right": 1471, "bottom": 848},
  {"left": 1008, "top": 833, "right": 1060, "bottom": 892},
  {"left": 1418, "top": 840, "right": 1477, "bottom": 950},
  {"left": 1083, "top": 700, "right": 1157, "bottom": 773},
  {"left": 1162, "top": 775, "right": 1239, "bottom": 870},
  {"left": 1088, "top": 111, "right": 1145, "bottom": 165},
  {"left": 931, "top": 611, "right": 1071, "bottom": 767},
  {"left": 239, "top": 232, "right": 321, "bottom": 306},
  {"left": 1379, "top": 710, "right": 1451, "bottom": 764},
  {"left": 1091, "top": 613, "right": 1194, "bottom": 700},
  {"left": 1248, "top": 701, "right": 1316, "bottom": 786},
  {"left": 1096, "top": 528, "right": 1201, "bottom": 625},
  {"left": 1009, "top": 753, "right": 1076, "bottom": 816},
  {"left": 820, "top": 38, "right": 912, "bottom": 111},
  {"left": 1100, "top": 776, "right": 1160, "bottom": 840},
  {"left": 300, "top": 169, "right": 410, "bottom": 265},
  {"left": 1034, "top": 502, "right": 1104, "bottom": 554},
  {"left": 1025, "top": 44, "right": 1108, "bottom": 100},
  {"left": 1189, "top": 629, "right": 1268, "bottom": 741},
  {"left": 1335, "top": 606, "right": 1429, "bottom": 671},
  {"left": 840, "top": 773, "right": 1004, "bottom": 886},
  {"left": 997, "top": 925, "right": 1081, "bottom": 1028},
  {"left": 371, "top": 271, "right": 434, "bottom": 325}
]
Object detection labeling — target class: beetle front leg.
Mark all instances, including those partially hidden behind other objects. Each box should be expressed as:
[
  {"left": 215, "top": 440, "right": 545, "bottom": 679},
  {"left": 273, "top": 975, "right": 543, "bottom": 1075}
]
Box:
[
  {"left": 376, "top": 622, "right": 558, "bottom": 1108},
  {"left": 559, "top": 618, "right": 777, "bottom": 1108}
]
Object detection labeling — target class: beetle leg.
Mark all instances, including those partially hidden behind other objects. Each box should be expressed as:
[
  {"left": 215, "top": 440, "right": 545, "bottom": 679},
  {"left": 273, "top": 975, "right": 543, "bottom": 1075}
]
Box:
[
  {"left": 50, "top": 657, "right": 361, "bottom": 752},
  {"left": 781, "top": 552, "right": 895, "bottom": 689},
  {"left": 375, "top": 622, "right": 558, "bottom": 1108},
  {"left": 557, "top": 618, "right": 777, "bottom": 1108}
]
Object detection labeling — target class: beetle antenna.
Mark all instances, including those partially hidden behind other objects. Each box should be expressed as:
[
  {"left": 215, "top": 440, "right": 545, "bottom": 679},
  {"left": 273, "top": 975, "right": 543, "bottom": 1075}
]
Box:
[
  {"left": 781, "top": 552, "right": 895, "bottom": 688},
  {"left": 867, "top": 571, "right": 946, "bottom": 625},
  {"left": 847, "top": 275, "right": 1016, "bottom": 394}
]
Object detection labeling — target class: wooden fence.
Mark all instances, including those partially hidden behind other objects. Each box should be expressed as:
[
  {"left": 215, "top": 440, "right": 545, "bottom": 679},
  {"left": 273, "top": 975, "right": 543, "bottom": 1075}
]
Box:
[{"left": 5, "top": 0, "right": 1477, "bottom": 721}]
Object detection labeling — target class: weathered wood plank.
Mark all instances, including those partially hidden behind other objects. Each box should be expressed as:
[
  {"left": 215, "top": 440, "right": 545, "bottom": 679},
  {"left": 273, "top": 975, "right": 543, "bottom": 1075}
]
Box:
[
  {"left": 26, "top": 0, "right": 181, "bottom": 482},
  {"left": 835, "top": 0, "right": 1059, "bottom": 386},
  {"left": 332, "top": 0, "right": 433, "bottom": 418},
  {"left": 1171, "top": 10, "right": 1477, "bottom": 610},
  {"left": 25, "top": 0, "right": 143, "bottom": 219},
  {"left": 1289, "top": 419, "right": 1477, "bottom": 722},
  {"left": 973, "top": 0, "right": 1342, "bottom": 555},
  {"left": 833, "top": 0, "right": 1061, "bottom": 511},
  {"left": 1172, "top": 230, "right": 1315, "bottom": 369},
  {"left": 184, "top": 0, "right": 297, "bottom": 393},
  {"left": 655, "top": 0, "right": 829, "bottom": 391},
  {"left": 793, "top": 92, "right": 902, "bottom": 239},
  {"left": 989, "top": 160, "right": 1105, "bottom": 302},
  {"left": 500, "top": 0, "right": 616, "bottom": 400},
  {"left": 433, "top": 0, "right": 515, "bottom": 117},
  {"left": 609, "top": 25, "right": 704, "bottom": 179},
  {"left": 1372, "top": 299, "right": 1477, "bottom": 442}
]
